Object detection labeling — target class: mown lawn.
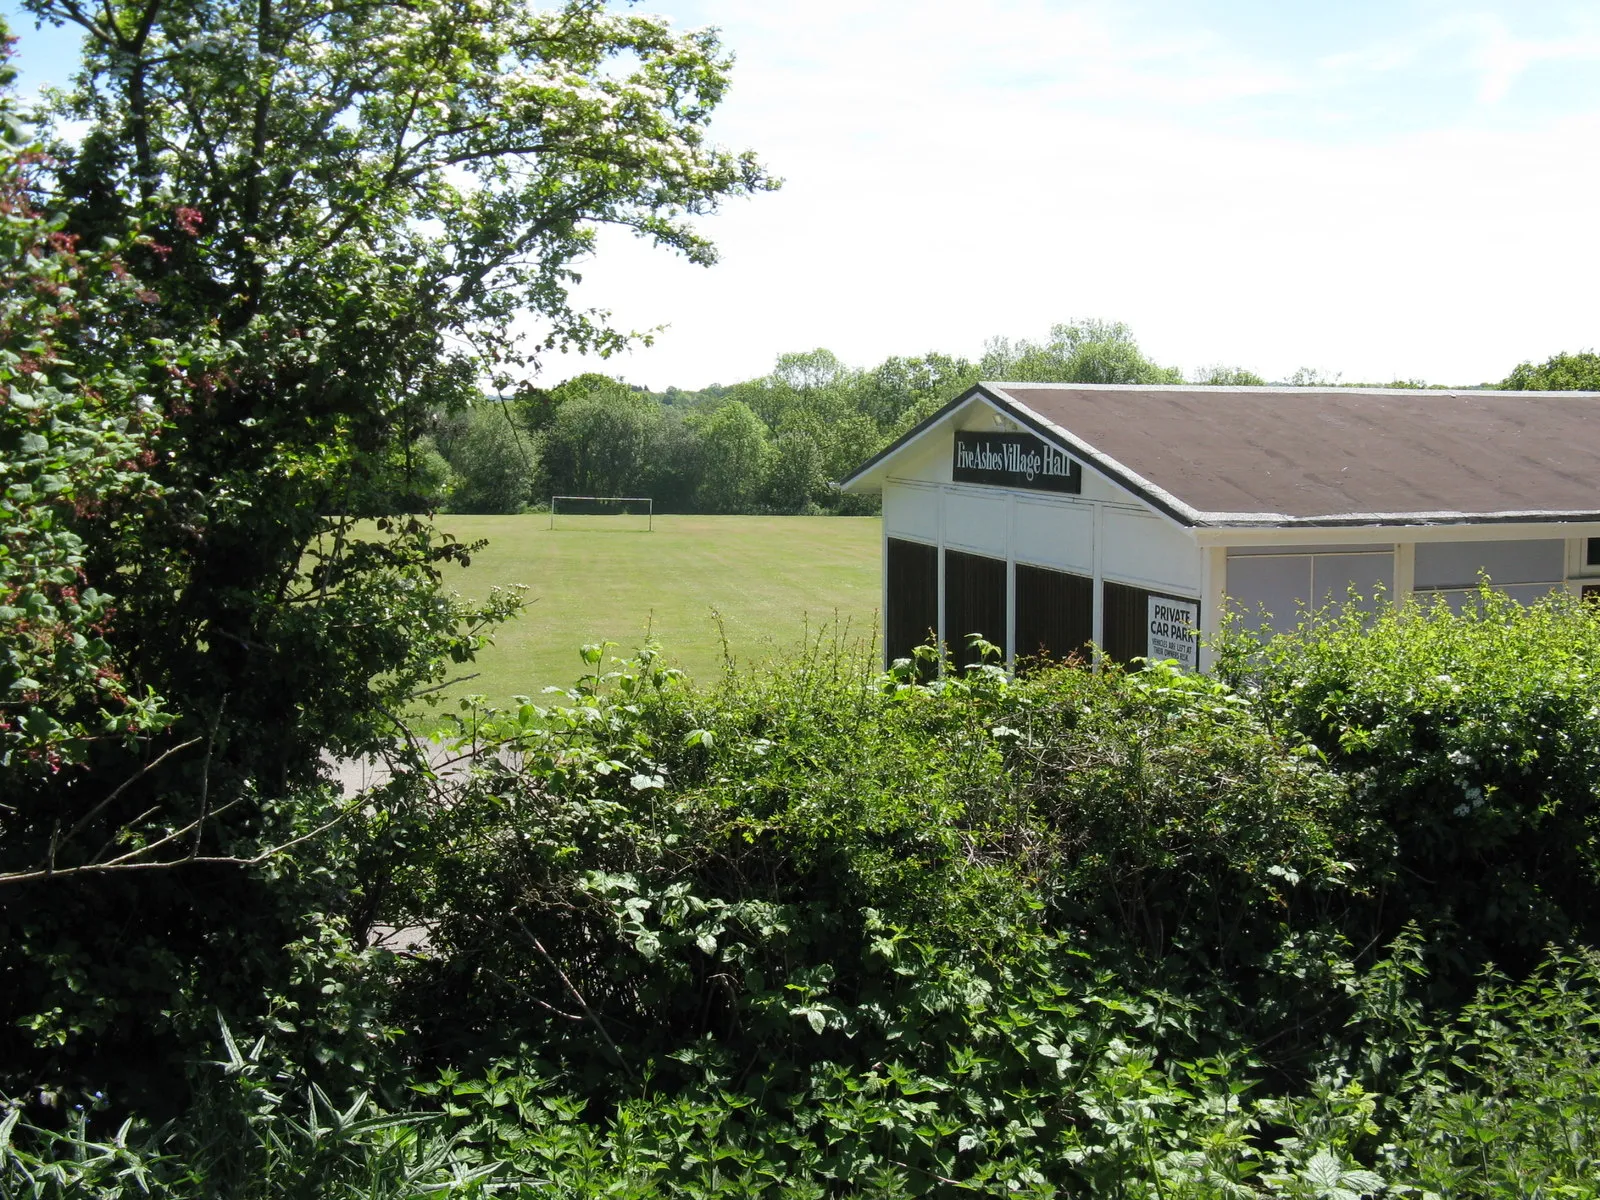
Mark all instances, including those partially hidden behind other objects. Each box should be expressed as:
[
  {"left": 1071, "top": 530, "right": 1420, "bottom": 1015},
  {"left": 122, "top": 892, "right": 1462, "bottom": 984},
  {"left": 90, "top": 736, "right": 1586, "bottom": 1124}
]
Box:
[{"left": 428, "top": 514, "right": 883, "bottom": 704}]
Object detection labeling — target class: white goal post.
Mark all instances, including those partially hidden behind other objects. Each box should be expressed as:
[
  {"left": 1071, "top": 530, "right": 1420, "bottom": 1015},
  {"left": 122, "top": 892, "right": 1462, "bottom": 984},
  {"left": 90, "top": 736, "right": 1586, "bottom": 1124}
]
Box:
[{"left": 548, "top": 495, "right": 654, "bottom": 532}]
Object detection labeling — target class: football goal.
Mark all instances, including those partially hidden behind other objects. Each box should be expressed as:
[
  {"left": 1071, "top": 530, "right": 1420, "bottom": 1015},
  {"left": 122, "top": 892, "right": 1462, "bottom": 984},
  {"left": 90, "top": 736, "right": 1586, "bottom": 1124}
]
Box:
[{"left": 548, "top": 495, "right": 654, "bottom": 532}]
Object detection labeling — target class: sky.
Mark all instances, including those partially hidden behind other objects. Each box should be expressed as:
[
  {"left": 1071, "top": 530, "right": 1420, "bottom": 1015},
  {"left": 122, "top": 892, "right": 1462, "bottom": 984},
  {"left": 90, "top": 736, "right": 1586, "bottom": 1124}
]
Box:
[{"left": 7, "top": 0, "right": 1600, "bottom": 389}]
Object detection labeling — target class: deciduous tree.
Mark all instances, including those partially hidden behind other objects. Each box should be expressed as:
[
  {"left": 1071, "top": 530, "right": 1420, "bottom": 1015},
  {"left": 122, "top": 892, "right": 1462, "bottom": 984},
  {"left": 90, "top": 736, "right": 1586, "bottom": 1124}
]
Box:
[
  {"left": 767, "top": 428, "right": 826, "bottom": 512},
  {"left": 3, "top": 0, "right": 772, "bottom": 1102},
  {"left": 1500, "top": 350, "right": 1600, "bottom": 391},
  {"left": 543, "top": 387, "right": 666, "bottom": 500},
  {"left": 694, "top": 399, "right": 769, "bottom": 513},
  {"left": 981, "top": 319, "right": 1183, "bottom": 385},
  {"left": 445, "top": 406, "right": 537, "bottom": 514}
]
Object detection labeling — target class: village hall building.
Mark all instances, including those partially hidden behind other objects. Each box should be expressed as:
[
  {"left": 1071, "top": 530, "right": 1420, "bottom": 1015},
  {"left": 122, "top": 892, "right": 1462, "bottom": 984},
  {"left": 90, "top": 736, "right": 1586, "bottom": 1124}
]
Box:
[{"left": 839, "top": 383, "right": 1600, "bottom": 672}]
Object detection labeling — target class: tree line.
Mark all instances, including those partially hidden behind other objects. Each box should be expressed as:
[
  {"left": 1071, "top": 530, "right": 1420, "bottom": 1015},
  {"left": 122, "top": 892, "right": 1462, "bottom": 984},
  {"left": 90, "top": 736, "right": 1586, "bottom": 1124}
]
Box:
[{"left": 423, "top": 324, "right": 1600, "bottom": 515}]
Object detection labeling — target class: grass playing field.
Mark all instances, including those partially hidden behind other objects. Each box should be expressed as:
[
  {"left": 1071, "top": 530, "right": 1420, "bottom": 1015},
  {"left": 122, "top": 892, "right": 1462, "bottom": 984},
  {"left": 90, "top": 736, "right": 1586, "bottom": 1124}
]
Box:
[{"left": 427, "top": 514, "right": 883, "bottom": 705}]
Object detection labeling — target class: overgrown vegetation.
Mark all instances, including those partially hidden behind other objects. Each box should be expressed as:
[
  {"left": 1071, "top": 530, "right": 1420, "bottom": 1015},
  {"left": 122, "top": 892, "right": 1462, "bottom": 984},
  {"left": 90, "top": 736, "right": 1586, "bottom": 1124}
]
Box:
[
  {"left": 8, "top": 594, "right": 1600, "bottom": 1196},
  {"left": 8, "top": 0, "right": 1600, "bottom": 1194}
]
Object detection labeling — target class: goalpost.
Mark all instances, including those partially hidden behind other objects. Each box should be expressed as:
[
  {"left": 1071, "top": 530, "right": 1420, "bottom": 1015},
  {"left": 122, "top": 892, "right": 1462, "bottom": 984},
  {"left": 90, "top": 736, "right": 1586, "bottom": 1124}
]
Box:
[{"left": 548, "top": 495, "right": 654, "bottom": 532}]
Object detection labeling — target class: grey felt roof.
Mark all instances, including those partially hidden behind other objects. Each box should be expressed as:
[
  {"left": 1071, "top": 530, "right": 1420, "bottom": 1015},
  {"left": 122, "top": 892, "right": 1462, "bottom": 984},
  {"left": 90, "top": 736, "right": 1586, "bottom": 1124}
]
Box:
[{"left": 843, "top": 383, "right": 1600, "bottom": 528}]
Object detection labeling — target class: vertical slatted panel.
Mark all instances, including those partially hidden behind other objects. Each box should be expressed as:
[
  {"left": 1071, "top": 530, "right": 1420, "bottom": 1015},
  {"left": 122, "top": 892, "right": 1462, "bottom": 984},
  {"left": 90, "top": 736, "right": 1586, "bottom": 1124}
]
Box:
[
  {"left": 1014, "top": 564, "right": 1093, "bottom": 669},
  {"left": 1101, "top": 580, "right": 1148, "bottom": 665},
  {"left": 1102, "top": 581, "right": 1200, "bottom": 666},
  {"left": 944, "top": 550, "right": 1008, "bottom": 670},
  {"left": 885, "top": 538, "right": 938, "bottom": 668}
]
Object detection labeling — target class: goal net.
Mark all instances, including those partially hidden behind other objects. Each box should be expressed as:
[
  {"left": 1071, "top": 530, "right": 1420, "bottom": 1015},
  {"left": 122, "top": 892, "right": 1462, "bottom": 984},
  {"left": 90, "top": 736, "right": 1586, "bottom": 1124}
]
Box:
[{"left": 548, "top": 495, "right": 654, "bottom": 532}]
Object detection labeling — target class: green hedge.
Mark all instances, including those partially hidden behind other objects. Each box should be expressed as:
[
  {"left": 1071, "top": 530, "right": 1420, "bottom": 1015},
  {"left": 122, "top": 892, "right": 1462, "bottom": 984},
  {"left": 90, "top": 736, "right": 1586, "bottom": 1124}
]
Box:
[{"left": 9, "top": 594, "right": 1600, "bottom": 1196}]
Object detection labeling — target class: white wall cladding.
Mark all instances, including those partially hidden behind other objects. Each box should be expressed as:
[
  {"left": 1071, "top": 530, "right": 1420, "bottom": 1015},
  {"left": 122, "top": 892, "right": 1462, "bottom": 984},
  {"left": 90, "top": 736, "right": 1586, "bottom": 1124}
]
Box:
[
  {"left": 1013, "top": 497, "right": 1094, "bottom": 573},
  {"left": 1078, "top": 469, "right": 1135, "bottom": 505},
  {"left": 1313, "top": 553, "right": 1395, "bottom": 607},
  {"left": 883, "top": 433, "right": 953, "bottom": 484},
  {"left": 942, "top": 490, "right": 1010, "bottom": 556},
  {"left": 1226, "top": 549, "right": 1395, "bottom": 634},
  {"left": 883, "top": 482, "right": 939, "bottom": 544},
  {"left": 1102, "top": 507, "right": 1201, "bottom": 593},
  {"left": 1414, "top": 539, "right": 1565, "bottom": 590},
  {"left": 1226, "top": 555, "right": 1311, "bottom": 634}
]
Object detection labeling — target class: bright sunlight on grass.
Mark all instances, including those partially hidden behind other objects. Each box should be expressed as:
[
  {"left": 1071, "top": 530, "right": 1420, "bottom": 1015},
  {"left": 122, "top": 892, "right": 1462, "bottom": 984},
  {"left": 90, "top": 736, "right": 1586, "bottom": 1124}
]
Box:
[{"left": 430, "top": 514, "right": 883, "bottom": 703}]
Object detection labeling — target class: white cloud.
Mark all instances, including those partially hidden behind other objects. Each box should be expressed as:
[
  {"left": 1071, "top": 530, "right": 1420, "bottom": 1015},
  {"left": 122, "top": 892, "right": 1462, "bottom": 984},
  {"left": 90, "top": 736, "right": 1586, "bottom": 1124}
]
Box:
[
  {"left": 11, "top": 0, "right": 1597, "bottom": 391},
  {"left": 516, "top": 2, "right": 1600, "bottom": 388},
  {"left": 1321, "top": 9, "right": 1600, "bottom": 106}
]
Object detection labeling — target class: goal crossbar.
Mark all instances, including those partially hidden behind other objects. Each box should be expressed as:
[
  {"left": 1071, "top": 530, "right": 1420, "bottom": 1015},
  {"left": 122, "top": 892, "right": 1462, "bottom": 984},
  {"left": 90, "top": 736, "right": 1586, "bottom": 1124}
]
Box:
[{"left": 548, "top": 495, "right": 653, "bottom": 531}]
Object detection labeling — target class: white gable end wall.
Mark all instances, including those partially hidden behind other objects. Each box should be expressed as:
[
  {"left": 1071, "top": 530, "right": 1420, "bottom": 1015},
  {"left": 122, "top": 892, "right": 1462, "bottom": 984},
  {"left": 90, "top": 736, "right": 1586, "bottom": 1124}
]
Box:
[
  {"left": 1102, "top": 507, "right": 1202, "bottom": 595},
  {"left": 1013, "top": 496, "right": 1094, "bottom": 574},
  {"left": 881, "top": 430, "right": 953, "bottom": 485},
  {"left": 883, "top": 420, "right": 1199, "bottom": 594},
  {"left": 1074, "top": 469, "right": 1141, "bottom": 506},
  {"left": 942, "top": 490, "right": 1010, "bottom": 556},
  {"left": 874, "top": 409, "right": 1207, "bottom": 671}
]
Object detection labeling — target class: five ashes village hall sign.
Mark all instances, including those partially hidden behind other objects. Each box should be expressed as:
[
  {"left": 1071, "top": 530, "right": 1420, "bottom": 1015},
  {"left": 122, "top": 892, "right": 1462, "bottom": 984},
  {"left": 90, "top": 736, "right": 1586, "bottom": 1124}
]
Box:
[{"left": 953, "top": 431, "right": 1081, "bottom": 494}]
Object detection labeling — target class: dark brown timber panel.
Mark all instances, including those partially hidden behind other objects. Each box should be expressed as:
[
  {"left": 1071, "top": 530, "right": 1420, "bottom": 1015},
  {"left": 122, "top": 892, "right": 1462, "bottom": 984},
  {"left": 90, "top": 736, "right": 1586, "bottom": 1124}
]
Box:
[
  {"left": 885, "top": 538, "right": 939, "bottom": 667},
  {"left": 1015, "top": 564, "right": 1093, "bottom": 668},
  {"left": 945, "top": 550, "right": 1008, "bottom": 670},
  {"left": 1102, "top": 580, "right": 1199, "bottom": 665}
]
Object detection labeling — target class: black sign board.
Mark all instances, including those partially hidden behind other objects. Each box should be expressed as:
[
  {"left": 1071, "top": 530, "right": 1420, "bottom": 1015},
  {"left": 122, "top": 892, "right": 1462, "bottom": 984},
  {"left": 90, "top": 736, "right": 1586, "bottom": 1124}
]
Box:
[{"left": 952, "top": 430, "right": 1081, "bottom": 494}]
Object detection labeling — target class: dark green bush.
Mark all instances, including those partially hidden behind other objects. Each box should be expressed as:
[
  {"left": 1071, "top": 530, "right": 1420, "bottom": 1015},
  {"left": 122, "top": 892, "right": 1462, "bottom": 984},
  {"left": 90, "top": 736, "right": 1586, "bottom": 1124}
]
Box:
[
  {"left": 1221, "top": 590, "right": 1600, "bottom": 974},
  {"left": 11, "top": 593, "right": 1600, "bottom": 1196}
]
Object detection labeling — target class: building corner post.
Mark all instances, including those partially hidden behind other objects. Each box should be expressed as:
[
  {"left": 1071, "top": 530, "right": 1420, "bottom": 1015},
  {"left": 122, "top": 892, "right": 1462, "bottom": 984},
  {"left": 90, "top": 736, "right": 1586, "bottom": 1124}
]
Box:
[
  {"left": 1394, "top": 542, "right": 1415, "bottom": 607},
  {"left": 1198, "top": 545, "right": 1226, "bottom": 672}
]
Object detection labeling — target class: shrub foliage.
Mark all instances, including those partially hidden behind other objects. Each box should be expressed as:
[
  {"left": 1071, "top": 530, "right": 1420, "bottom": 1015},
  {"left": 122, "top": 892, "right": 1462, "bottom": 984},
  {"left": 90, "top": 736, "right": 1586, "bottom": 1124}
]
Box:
[{"left": 13, "top": 596, "right": 1600, "bottom": 1196}]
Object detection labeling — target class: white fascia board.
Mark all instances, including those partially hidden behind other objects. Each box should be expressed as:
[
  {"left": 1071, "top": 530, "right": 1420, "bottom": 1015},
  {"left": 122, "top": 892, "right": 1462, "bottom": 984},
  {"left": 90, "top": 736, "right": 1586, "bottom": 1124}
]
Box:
[{"left": 1198, "top": 519, "right": 1600, "bottom": 548}]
